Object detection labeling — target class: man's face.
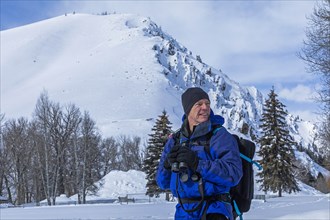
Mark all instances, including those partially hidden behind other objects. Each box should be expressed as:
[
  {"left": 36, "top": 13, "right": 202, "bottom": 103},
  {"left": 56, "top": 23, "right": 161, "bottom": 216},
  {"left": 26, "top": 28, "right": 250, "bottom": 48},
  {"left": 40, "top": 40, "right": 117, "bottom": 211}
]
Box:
[{"left": 187, "top": 99, "right": 211, "bottom": 127}]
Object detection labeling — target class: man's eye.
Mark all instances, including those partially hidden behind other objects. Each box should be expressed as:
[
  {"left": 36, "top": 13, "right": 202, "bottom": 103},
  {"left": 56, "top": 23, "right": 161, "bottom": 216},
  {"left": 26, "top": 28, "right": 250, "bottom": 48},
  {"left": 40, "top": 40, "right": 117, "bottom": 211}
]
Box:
[{"left": 196, "top": 102, "right": 210, "bottom": 106}]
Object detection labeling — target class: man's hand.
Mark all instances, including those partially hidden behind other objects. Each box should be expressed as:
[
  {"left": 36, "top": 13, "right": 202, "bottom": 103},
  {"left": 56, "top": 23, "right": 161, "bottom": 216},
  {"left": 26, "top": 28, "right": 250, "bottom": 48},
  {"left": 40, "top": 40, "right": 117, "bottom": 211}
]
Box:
[
  {"left": 176, "top": 146, "right": 199, "bottom": 171},
  {"left": 164, "top": 144, "right": 180, "bottom": 170}
]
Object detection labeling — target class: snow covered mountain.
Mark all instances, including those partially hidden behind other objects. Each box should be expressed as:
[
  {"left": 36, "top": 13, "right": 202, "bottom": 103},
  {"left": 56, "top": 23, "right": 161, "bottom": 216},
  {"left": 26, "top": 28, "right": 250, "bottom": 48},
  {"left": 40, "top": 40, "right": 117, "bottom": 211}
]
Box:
[{"left": 1, "top": 13, "right": 328, "bottom": 183}]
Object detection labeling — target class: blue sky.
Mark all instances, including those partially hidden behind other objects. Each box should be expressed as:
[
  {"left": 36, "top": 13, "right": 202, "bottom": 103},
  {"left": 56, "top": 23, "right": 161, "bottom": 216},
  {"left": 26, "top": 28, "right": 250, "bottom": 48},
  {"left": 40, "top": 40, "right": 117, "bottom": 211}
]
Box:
[{"left": 0, "top": 0, "right": 321, "bottom": 123}]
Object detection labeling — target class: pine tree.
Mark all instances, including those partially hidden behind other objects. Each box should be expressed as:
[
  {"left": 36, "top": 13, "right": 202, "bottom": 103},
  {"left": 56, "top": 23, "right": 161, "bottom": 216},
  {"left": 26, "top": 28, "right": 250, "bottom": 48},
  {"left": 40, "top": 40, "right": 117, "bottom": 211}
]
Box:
[
  {"left": 143, "top": 110, "right": 172, "bottom": 197},
  {"left": 257, "top": 87, "right": 300, "bottom": 197}
]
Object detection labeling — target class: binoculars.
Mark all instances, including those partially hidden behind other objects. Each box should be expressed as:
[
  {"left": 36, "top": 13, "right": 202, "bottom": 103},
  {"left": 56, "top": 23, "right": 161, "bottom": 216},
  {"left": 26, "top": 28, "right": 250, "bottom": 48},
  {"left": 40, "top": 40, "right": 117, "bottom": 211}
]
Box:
[
  {"left": 171, "top": 161, "right": 200, "bottom": 182},
  {"left": 171, "top": 161, "right": 187, "bottom": 173}
]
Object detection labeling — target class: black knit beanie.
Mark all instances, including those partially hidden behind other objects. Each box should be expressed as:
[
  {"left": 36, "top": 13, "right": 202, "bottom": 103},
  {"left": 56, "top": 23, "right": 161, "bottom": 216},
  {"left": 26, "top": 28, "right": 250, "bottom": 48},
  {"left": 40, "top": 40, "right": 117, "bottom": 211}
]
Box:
[{"left": 181, "top": 87, "right": 210, "bottom": 115}]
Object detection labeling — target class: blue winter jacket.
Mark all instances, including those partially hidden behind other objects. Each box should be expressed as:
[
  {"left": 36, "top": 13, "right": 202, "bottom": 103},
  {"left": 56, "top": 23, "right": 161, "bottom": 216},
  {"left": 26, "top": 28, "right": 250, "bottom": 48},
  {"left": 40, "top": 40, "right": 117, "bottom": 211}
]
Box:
[{"left": 156, "top": 111, "right": 243, "bottom": 220}]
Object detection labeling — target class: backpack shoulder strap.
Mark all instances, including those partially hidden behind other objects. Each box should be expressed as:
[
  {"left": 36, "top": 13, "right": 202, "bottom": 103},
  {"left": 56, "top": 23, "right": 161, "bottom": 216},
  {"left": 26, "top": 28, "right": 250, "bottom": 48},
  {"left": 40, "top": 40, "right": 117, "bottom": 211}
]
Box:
[
  {"left": 203, "top": 124, "right": 223, "bottom": 157},
  {"left": 171, "top": 129, "right": 181, "bottom": 145},
  {"left": 232, "top": 134, "right": 262, "bottom": 170},
  {"left": 211, "top": 124, "right": 222, "bottom": 135}
]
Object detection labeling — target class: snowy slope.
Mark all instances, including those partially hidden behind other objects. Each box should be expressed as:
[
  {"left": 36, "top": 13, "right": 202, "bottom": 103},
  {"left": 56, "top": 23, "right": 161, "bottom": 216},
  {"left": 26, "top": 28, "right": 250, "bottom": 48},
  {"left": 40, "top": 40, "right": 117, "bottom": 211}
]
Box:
[
  {"left": 86, "top": 170, "right": 147, "bottom": 199},
  {"left": 1, "top": 13, "right": 183, "bottom": 139}
]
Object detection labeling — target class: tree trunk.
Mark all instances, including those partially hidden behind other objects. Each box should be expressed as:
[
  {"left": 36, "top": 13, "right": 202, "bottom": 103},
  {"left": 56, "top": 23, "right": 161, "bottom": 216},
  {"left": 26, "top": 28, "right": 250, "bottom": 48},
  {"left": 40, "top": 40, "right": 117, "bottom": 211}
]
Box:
[
  {"left": 4, "top": 176, "right": 13, "bottom": 204},
  {"left": 165, "top": 192, "right": 170, "bottom": 201}
]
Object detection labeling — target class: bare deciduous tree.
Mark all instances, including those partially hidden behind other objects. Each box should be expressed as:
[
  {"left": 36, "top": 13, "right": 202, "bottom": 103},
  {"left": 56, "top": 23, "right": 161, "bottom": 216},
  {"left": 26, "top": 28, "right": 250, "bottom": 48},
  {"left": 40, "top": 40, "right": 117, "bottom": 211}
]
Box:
[
  {"left": 298, "top": 0, "right": 330, "bottom": 167},
  {"left": 33, "top": 91, "right": 57, "bottom": 205},
  {"left": 78, "top": 111, "right": 101, "bottom": 204},
  {"left": 100, "top": 137, "right": 119, "bottom": 176},
  {"left": 3, "top": 118, "right": 32, "bottom": 205},
  {"left": 117, "top": 135, "right": 143, "bottom": 171},
  {"left": 0, "top": 91, "right": 147, "bottom": 205}
]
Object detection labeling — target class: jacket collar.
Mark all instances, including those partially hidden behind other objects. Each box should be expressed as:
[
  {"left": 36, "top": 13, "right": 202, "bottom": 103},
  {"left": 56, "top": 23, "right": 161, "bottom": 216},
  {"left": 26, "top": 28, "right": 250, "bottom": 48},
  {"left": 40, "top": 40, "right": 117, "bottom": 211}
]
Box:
[{"left": 180, "top": 109, "right": 224, "bottom": 140}]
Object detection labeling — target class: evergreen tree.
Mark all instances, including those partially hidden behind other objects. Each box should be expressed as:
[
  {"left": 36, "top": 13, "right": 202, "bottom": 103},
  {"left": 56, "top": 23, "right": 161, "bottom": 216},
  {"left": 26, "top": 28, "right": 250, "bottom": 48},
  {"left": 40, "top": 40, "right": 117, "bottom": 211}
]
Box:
[
  {"left": 143, "top": 110, "right": 172, "bottom": 197},
  {"left": 257, "top": 87, "right": 300, "bottom": 197}
]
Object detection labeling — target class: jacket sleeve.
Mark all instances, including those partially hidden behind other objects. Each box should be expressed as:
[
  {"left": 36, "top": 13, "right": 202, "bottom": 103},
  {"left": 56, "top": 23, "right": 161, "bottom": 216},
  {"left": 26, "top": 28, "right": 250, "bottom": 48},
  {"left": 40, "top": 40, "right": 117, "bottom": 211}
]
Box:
[
  {"left": 156, "top": 138, "right": 174, "bottom": 190},
  {"left": 196, "top": 128, "right": 243, "bottom": 187}
]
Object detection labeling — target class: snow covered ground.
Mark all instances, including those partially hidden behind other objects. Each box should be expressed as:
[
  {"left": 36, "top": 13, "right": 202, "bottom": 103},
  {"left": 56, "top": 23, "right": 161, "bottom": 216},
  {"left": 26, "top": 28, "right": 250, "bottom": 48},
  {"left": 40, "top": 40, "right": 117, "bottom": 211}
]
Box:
[
  {"left": 1, "top": 170, "right": 329, "bottom": 220},
  {"left": 1, "top": 195, "right": 329, "bottom": 220}
]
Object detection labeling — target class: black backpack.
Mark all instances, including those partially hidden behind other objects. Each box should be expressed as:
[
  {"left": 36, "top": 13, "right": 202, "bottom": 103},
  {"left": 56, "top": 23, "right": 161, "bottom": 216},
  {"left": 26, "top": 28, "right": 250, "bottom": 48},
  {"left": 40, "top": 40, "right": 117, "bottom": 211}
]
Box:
[
  {"left": 173, "top": 126, "right": 261, "bottom": 220},
  {"left": 230, "top": 134, "right": 262, "bottom": 219}
]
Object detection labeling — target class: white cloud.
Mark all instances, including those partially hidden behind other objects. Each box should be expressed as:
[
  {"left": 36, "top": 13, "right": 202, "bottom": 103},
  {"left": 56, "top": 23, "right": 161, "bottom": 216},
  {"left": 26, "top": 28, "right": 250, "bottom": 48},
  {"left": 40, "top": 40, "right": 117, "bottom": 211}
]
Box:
[
  {"left": 291, "top": 110, "right": 319, "bottom": 124},
  {"left": 278, "top": 84, "right": 317, "bottom": 103}
]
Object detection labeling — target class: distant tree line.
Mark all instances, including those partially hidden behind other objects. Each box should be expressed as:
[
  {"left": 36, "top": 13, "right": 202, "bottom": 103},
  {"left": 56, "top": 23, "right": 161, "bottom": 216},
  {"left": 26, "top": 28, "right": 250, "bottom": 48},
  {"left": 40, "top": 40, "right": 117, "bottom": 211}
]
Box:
[
  {"left": 1, "top": 86, "right": 328, "bottom": 206},
  {"left": 0, "top": 91, "right": 143, "bottom": 205}
]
